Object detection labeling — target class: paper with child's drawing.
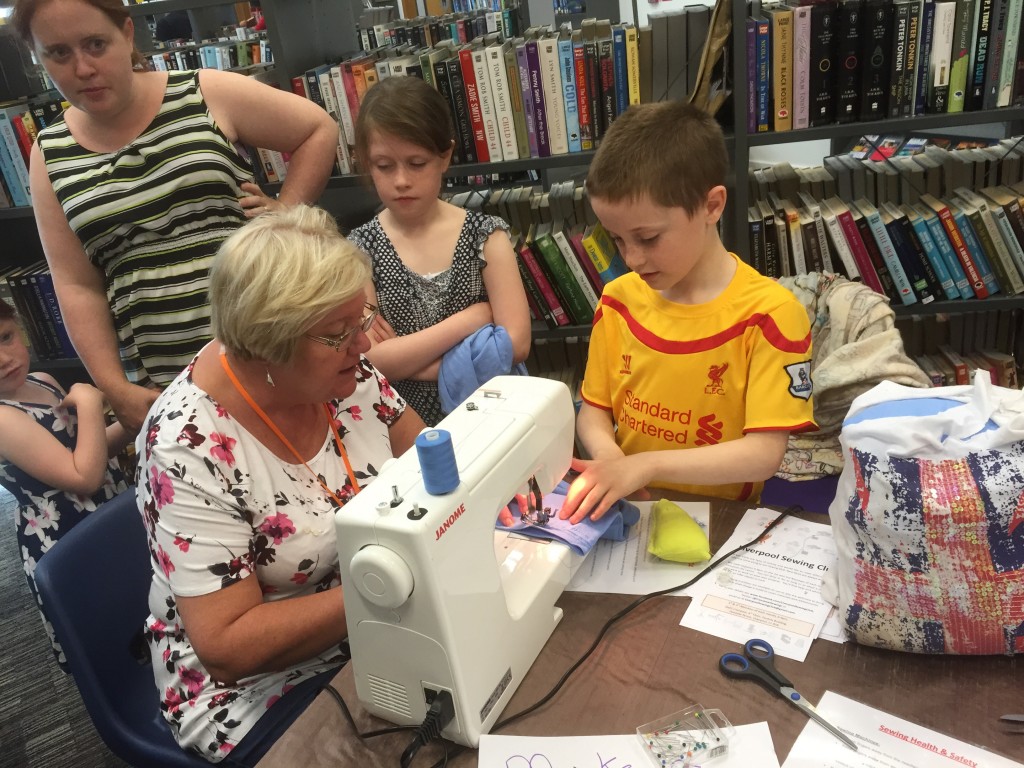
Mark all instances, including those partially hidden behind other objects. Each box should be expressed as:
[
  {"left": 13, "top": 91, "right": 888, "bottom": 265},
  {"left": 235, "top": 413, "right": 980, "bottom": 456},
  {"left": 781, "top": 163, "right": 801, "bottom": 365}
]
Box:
[
  {"left": 679, "top": 508, "right": 837, "bottom": 661},
  {"left": 479, "top": 722, "right": 780, "bottom": 768},
  {"left": 566, "top": 500, "right": 710, "bottom": 595}
]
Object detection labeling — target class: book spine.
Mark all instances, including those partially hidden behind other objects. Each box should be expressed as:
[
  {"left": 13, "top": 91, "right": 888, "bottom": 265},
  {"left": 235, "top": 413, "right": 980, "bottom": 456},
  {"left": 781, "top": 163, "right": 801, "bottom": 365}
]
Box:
[
  {"left": 535, "top": 234, "right": 592, "bottom": 324},
  {"left": 435, "top": 59, "right": 463, "bottom": 165},
  {"left": 983, "top": 0, "right": 1009, "bottom": 108},
  {"left": 598, "top": 35, "right": 617, "bottom": 135},
  {"left": 573, "top": 41, "right": 594, "bottom": 151},
  {"left": 539, "top": 39, "right": 569, "bottom": 156},
  {"left": 808, "top": 1, "right": 839, "bottom": 126},
  {"left": 836, "top": 0, "right": 864, "bottom": 122},
  {"left": 910, "top": 216, "right": 960, "bottom": 298},
  {"left": 860, "top": 0, "right": 892, "bottom": 119},
  {"left": 447, "top": 56, "right": 478, "bottom": 164},
  {"left": 929, "top": 1, "right": 957, "bottom": 111},
  {"left": 974, "top": 204, "right": 1023, "bottom": 292},
  {"left": 516, "top": 45, "right": 540, "bottom": 158},
  {"left": 997, "top": 0, "right": 1023, "bottom": 105},
  {"left": 771, "top": 9, "right": 794, "bottom": 131},
  {"left": 948, "top": 0, "right": 977, "bottom": 112},
  {"left": 558, "top": 38, "right": 582, "bottom": 154},
  {"left": 802, "top": 218, "right": 825, "bottom": 271},
  {"left": 0, "top": 121, "right": 30, "bottom": 207},
  {"left": 749, "top": 213, "right": 767, "bottom": 275},
  {"left": 612, "top": 25, "right": 629, "bottom": 117},
  {"left": 935, "top": 205, "right": 987, "bottom": 296},
  {"left": 584, "top": 34, "right": 603, "bottom": 142},
  {"left": 526, "top": 41, "right": 551, "bottom": 158},
  {"left": 889, "top": 216, "right": 938, "bottom": 301},
  {"left": 794, "top": 6, "right": 812, "bottom": 130},
  {"left": 27, "top": 273, "right": 60, "bottom": 360},
  {"left": 504, "top": 45, "right": 530, "bottom": 161},
  {"left": 486, "top": 47, "right": 519, "bottom": 162},
  {"left": 864, "top": 210, "right": 917, "bottom": 304},
  {"left": 747, "top": 18, "right": 758, "bottom": 134},
  {"left": 811, "top": 207, "right": 837, "bottom": 271},
  {"left": 756, "top": 18, "right": 773, "bottom": 130},
  {"left": 625, "top": 25, "right": 641, "bottom": 107},
  {"left": 553, "top": 230, "right": 600, "bottom": 310},
  {"left": 36, "top": 271, "right": 76, "bottom": 358},
  {"left": 518, "top": 244, "right": 570, "bottom": 326},
  {"left": 888, "top": 1, "right": 910, "bottom": 118},
  {"left": 834, "top": 210, "right": 879, "bottom": 288},
  {"left": 569, "top": 232, "right": 605, "bottom": 293},
  {"left": 922, "top": 211, "right": 973, "bottom": 297},
  {"left": 915, "top": 0, "right": 937, "bottom": 114},
  {"left": 855, "top": 213, "right": 901, "bottom": 299},
  {"left": 472, "top": 48, "right": 505, "bottom": 162},
  {"left": 990, "top": 204, "right": 1024, "bottom": 283},
  {"left": 516, "top": 254, "right": 553, "bottom": 327},
  {"left": 956, "top": 210, "right": 1002, "bottom": 295},
  {"left": 903, "top": 0, "right": 922, "bottom": 114},
  {"left": 968, "top": 0, "right": 995, "bottom": 108},
  {"left": 461, "top": 48, "right": 492, "bottom": 163}
]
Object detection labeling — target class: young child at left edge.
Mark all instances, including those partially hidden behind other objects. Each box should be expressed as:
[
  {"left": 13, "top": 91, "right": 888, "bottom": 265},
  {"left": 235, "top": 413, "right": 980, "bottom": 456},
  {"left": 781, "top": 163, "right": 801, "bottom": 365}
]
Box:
[{"left": 0, "top": 299, "right": 130, "bottom": 669}]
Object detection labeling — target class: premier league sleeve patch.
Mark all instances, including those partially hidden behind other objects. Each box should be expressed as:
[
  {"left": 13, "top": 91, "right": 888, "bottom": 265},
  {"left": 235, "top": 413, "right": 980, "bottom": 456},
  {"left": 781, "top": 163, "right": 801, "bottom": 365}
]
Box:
[{"left": 784, "top": 361, "right": 813, "bottom": 400}]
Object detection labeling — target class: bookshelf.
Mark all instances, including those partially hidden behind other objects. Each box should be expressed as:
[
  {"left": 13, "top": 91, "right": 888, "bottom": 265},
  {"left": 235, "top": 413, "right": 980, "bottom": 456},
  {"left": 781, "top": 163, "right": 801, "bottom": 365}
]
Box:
[{"left": 726, "top": 0, "right": 1024, "bottom": 265}]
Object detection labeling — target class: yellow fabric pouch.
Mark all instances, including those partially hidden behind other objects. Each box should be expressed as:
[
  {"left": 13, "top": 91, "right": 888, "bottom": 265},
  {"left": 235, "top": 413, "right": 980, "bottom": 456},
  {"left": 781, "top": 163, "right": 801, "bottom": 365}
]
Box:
[{"left": 646, "top": 499, "right": 711, "bottom": 563}]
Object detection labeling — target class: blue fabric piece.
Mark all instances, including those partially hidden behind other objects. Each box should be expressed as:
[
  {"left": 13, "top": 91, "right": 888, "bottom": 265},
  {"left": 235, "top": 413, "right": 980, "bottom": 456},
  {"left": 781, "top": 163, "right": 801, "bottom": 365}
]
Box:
[
  {"left": 496, "top": 480, "right": 641, "bottom": 556},
  {"left": 438, "top": 323, "right": 528, "bottom": 414}
]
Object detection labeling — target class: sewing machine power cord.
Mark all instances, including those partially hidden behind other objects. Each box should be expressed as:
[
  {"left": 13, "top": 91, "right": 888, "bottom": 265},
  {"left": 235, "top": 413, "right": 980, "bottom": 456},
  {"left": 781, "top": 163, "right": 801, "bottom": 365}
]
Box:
[{"left": 322, "top": 504, "right": 800, "bottom": 767}]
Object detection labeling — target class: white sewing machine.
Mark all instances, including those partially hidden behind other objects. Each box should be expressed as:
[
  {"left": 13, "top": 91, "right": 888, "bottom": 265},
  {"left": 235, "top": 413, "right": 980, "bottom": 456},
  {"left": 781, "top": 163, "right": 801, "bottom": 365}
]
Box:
[{"left": 334, "top": 375, "right": 579, "bottom": 747}]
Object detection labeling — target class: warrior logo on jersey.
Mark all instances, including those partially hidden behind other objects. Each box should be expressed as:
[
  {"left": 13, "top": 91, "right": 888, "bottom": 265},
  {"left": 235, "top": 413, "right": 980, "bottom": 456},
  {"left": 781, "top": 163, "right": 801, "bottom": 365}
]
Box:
[
  {"left": 785, "top": 361, "right": 813, "bottom": 400},
  {"left": 705, "top": 363, "right": 729, "bottom": 395},
  {"left": 619, "top": 354, "right": 632, "bottom": 375}
]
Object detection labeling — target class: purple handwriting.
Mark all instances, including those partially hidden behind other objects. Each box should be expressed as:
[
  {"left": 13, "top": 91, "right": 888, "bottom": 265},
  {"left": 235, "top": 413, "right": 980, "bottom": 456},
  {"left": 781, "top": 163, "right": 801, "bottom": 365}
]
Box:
[{"left": 504, "top": 752, "right": 632, "bottom": 768}]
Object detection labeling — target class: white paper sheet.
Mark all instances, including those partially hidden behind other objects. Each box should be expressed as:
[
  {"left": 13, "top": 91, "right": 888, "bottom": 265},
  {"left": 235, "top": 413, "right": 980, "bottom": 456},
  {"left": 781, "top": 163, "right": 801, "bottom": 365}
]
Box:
[
  {"left": 782, "top": 691, "right": 1023, "bottom": 768},
  {"left": 566, "top": 500, "right": 711, "bottom": 595},
  {"left": 479, "top": 722, "right": 781, "bottom": 768},
  {"left": 679, "top": 508, "right": 837, "bottom": 661}
]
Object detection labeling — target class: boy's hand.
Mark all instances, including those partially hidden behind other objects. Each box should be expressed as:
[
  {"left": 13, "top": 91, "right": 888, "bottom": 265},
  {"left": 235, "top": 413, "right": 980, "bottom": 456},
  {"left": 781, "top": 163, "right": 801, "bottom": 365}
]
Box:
[{"left": 560, "top": 456, "right": 651, "bottom": 524}]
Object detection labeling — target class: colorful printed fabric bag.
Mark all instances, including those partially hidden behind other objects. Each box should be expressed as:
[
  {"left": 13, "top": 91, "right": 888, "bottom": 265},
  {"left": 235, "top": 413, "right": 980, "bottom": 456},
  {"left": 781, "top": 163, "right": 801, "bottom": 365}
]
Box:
[{"left": 824, "top": 371, "right": 1024, "bottom": 655}]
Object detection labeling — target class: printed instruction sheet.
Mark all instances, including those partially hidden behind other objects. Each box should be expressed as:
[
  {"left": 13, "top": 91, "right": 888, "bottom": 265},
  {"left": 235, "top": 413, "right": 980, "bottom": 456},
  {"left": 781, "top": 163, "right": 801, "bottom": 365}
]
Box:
[
  {"left": 783, "top": 691, "right": 1023, "bottom": 768},
  {"left": 679, "top": 507, "right": 838, "bottom": 661}
]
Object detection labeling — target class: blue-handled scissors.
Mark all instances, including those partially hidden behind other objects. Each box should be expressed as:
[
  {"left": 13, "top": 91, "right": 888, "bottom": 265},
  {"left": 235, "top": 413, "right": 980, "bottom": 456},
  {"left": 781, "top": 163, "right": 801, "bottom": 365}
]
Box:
[{"left": 720, "top": 639, "right": 858, "bottom": 752}]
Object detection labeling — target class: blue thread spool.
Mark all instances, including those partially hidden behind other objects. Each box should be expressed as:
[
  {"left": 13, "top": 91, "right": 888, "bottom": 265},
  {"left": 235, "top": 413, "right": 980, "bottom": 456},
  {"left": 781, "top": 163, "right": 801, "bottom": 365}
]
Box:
[{"left": 415, "top": 429, "right": 460, "bottom": 495}]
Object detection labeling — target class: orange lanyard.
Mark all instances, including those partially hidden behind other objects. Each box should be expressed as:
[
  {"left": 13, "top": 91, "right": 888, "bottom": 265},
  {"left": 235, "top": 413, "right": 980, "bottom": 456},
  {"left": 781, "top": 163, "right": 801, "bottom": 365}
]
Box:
[{"left": 219, "top": 350, "right": 360, "bottom": 506}]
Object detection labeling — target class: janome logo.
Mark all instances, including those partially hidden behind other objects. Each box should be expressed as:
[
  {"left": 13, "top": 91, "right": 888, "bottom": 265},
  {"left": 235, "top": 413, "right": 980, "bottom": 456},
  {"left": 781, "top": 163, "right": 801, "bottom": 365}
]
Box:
[{"left": 435, "top": 503, "right": 466, "bottom": 541}]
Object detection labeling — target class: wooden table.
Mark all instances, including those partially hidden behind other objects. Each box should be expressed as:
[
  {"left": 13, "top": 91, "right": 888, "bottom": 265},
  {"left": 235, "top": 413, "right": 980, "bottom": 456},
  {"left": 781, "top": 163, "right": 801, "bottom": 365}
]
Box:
[{"left": 257, "top": 501, "right": 1022, "bottom": 766}]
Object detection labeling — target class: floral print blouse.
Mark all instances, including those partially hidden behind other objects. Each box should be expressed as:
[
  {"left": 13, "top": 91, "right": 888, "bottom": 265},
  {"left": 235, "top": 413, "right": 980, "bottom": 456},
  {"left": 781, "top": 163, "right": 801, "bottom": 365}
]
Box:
[{"left": 137, "top": 355, "right": 405, "bottom": 762}]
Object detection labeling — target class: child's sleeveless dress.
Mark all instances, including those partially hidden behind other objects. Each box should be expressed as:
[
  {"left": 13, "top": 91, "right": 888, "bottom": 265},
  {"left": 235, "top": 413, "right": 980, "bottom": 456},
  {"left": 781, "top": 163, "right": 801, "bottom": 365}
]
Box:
[{"left": 0, "top": 375, "right": 128, "bottom": 668}]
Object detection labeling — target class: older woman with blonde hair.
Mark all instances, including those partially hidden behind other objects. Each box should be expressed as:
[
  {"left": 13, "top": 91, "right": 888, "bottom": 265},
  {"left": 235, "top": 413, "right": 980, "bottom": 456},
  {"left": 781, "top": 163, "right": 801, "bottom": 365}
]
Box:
[{"left": 136, "top": 205, "right": 425, "bottom": 764}]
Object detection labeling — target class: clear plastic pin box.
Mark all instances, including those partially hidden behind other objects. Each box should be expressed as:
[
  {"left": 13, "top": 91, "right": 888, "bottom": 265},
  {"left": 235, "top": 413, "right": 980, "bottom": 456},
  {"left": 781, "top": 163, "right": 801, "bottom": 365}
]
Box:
[{"left": 636, "top": 704, "right": 734, "bottom": 767}]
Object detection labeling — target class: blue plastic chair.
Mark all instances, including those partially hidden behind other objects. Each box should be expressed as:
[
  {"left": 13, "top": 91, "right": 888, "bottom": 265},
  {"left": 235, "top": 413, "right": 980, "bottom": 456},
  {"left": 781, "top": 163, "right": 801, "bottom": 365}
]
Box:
[{"left": 32, "top": 488, "right": 208, "bottom": 767}]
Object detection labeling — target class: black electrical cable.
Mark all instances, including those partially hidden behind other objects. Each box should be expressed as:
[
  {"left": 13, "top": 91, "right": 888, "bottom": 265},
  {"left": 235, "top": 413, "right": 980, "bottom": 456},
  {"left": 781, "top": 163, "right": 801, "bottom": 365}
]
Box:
[{"left": 491, "top": 504, "right": 800, "bottom": 732}]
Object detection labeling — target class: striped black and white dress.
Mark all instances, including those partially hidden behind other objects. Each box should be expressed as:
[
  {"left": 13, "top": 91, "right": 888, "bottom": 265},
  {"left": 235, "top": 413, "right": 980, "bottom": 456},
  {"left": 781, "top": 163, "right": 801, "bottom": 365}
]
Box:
[{"left": 38, "top": 71, "right": 251, "bottom": 388}]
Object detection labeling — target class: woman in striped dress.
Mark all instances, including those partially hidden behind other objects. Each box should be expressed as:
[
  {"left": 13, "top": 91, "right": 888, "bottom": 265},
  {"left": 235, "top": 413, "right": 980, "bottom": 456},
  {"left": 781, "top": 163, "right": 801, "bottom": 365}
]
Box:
[{"left": 13, "top": 0, "right": 340, "bottom": 434}]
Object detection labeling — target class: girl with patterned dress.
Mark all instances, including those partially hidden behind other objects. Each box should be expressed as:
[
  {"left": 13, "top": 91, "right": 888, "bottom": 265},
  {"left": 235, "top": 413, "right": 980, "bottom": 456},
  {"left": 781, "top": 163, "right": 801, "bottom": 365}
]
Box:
[
  {"left": 0, "top": 300, "right": 129, "bottom": 669},
  {"left": 348, "top": 76, "right": 532, "bottom": 426},
  {"left": 137, "top": 207, "right": 426, "bottom": 764},
  {"left": 12, "top": 0, "right": 339, "bottom": 436}
]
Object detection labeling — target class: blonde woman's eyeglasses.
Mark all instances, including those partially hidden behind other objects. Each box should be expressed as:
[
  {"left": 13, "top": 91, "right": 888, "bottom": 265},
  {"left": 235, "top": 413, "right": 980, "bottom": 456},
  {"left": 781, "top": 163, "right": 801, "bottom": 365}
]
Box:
[{"left": 304, "top": 303, "right": 379, "bottom": 351}]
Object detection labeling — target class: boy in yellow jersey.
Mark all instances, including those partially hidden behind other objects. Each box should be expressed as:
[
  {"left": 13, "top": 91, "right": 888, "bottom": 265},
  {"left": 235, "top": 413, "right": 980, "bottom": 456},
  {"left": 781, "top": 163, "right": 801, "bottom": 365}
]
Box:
[{"left": 561, "top": 102, "right": 816, "bottom": 523}]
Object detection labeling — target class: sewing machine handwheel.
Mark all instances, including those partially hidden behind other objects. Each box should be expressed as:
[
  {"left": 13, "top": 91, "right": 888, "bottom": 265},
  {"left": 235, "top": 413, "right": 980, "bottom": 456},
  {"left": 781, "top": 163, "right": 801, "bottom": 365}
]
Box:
[{"left": 349, "top": 545, "right": 414, "bottom": 609}]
